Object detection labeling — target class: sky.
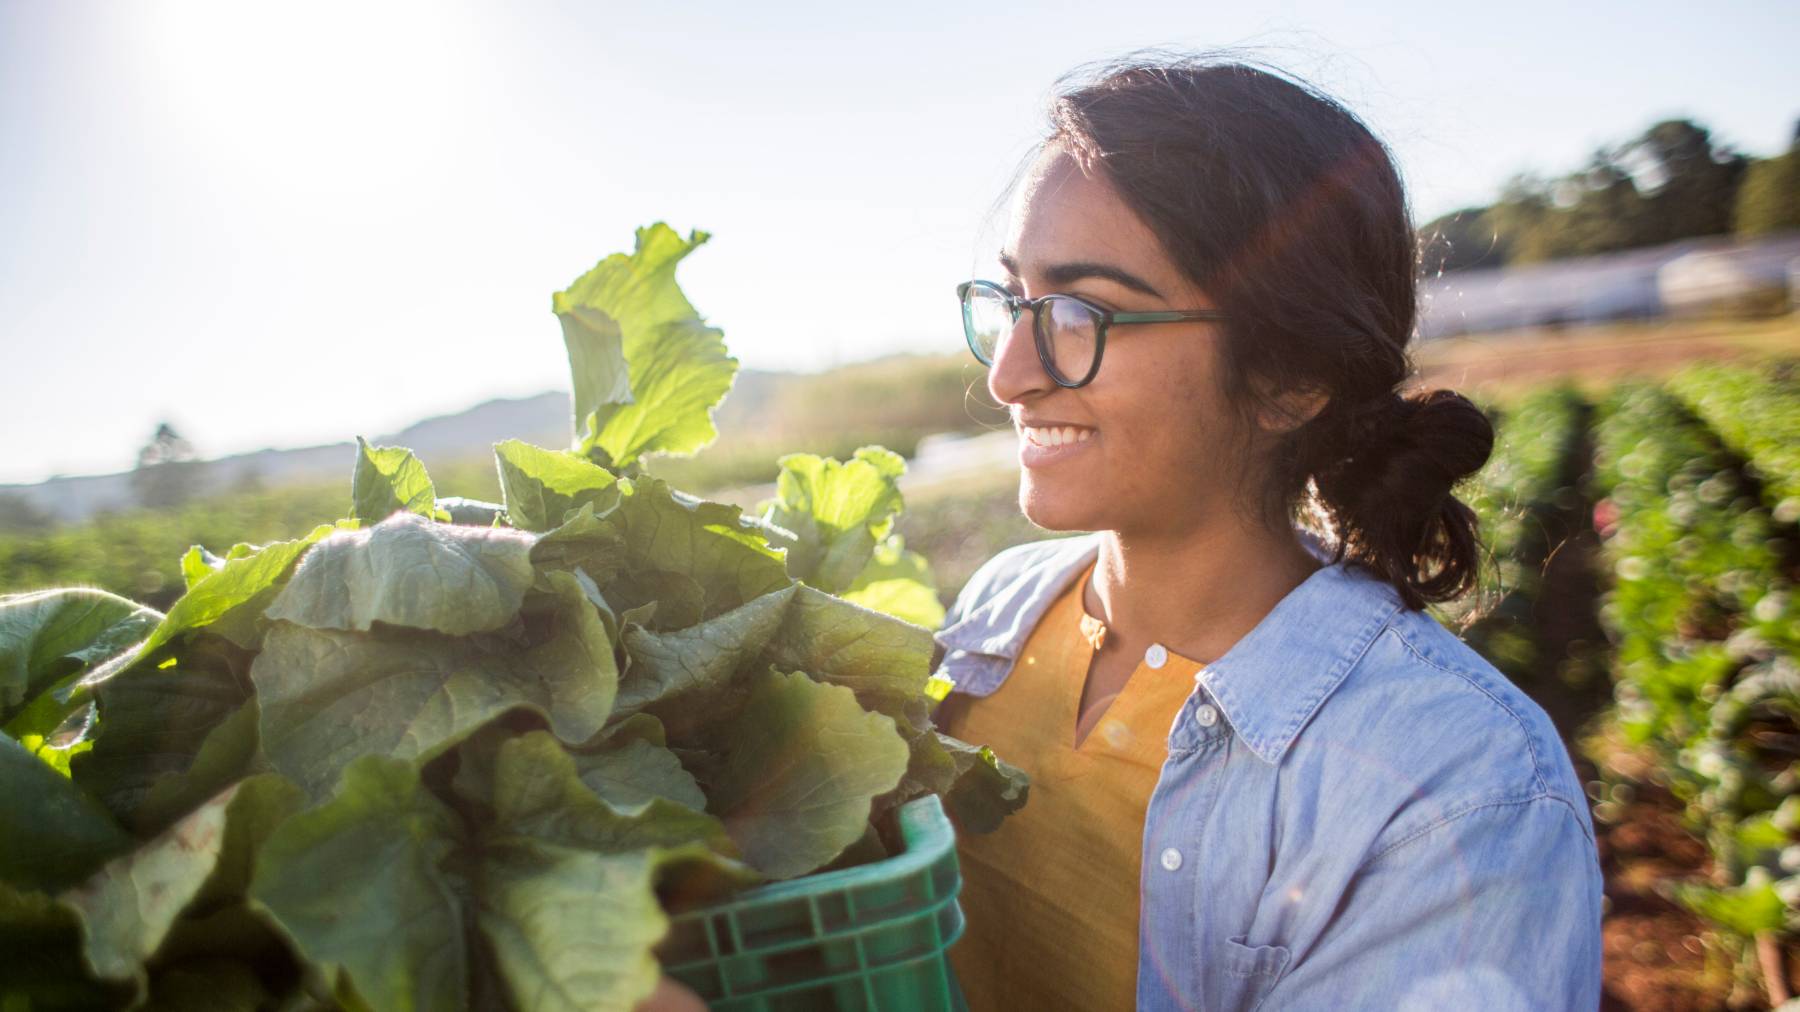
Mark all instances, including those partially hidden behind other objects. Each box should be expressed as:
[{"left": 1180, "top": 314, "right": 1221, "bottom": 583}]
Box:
[{"left": 2, "top": 0, "right": 1796, "bottom": 485}]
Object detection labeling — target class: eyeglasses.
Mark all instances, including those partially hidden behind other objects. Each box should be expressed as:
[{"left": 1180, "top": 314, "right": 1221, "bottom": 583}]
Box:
[{"left": 957, "top": 280, "right": 1228, "bottom": 388}]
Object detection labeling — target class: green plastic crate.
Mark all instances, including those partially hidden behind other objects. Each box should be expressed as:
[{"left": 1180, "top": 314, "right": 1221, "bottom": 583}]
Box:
[{"left": 659, "top": 795, "right": 968, "bottom": 1010}]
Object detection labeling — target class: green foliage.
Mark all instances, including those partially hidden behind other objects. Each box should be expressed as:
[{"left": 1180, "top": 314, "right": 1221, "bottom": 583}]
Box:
[
  {"left": 351, "top": 438, "right": 447, "bottom": 524},
  {"left": 1670, "top": 361, "right": 1800, "bottom": 523},
  {"left": 1441, "top": 385, "right": 1589, "bottom": 678},
  {"left": 759, "top": 447, "right": 947, "bottom": 627},
  {"left": 0, "top": 589, "right": 160, "bottom": 767},
  {"left": 554, "top": 225, "right": 736, "bottom": 469},
  {"left": 1734, "top": 148, "right": 1800, "bottom": 237},
  {"left": 0, "top": 225, "right": 1026, "bottom": 1010},
  {"left": 1418, "top": 117, "right": 1755, "bottom": 269},
  {"left": 0, "top": 482, "right": 350, "bottom": 611},
  {"left": 1587, "top": 381, "right": 1800, "bottom": 958}
]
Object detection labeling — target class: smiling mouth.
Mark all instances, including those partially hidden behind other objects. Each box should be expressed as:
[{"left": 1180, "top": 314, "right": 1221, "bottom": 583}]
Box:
[{"left": 1020, "top": 424, "right": 1097, "bottom": 448}]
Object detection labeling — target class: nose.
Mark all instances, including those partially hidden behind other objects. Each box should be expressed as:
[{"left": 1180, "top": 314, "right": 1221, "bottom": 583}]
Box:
[{"left": 986, "top": 305, "right": 1053, "bottom": 407}]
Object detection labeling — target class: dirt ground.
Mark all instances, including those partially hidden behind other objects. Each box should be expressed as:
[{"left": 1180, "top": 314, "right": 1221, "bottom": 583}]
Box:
[{"left": 1411, "top": 314, "right": 1800, "bottom": 402}]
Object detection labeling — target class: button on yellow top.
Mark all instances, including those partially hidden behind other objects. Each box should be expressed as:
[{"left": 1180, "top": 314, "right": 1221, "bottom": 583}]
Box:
[{"left": 937, "top": 562, "right": 1205, "bottom": 1011}]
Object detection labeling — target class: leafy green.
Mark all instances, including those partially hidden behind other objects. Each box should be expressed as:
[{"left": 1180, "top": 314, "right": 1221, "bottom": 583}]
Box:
[
  {"left": 0, "top": 224, "right": 1028, "bottom": 1010},
  {"left": 571, "top": 739, "right": 707, "bottom": 812},
  {"left": 842, "top": 534, "right": 946, "bottom": 628},
  {"left": 766, "top": 585, "right": 934, "bottom": 718},
  {"left": 0, "top": 879, "right": 134, "bottom": 1010},
  {"left": 136, "top": 521, "right": 348, "bottom": 657},
  {"left": 0, "top": 589, "right": 160, "bottom": 764},
  {"left": 72, "top": 656, "right": 252, "bottom": 832},
  {"left": 1, "top": 589, "right": 159, "bottom": 726},
  {"left": 0, "top": 735, "right": 132, "bottom": 892},
  {"left": 603, "top": 476, "right": 792, "bottom": 624},
  {"left": 265, "top": 512, "right": 537, "bottom": 636},
  {"left": 494, "top": 439, "right": 623, "bottom": 533},
  {"left": 250, "top": 757, "right": 471, "bottom": 1012},
  {"left": 529, "top": 503, "right": 628, "bottom": 586},
  {"left": 60, "top": 784, "right": 238, "bottom": 989},
  {"left": 764, "top": 447, "right": 905, "bottom": 592},
  {"left": 614, "top": 585, "right": 795, "bottom": 720},
  {"left": 254, "top": 571, "right": 616, "bottom": 800},
  {"left": 555, "top": 224, "right": 735, "bottom": 468},
  {"left": 706, "top": 670, "right": 909, "bottom": 879},
  {"left": 352, "top": 437, "right": 449, "bottom": 525},
  {"left": 934, "top": 734, "right": 1030, "bottom": 834},
  {"left": 759, "top": 448, "right": 946, "bottom": 628}
]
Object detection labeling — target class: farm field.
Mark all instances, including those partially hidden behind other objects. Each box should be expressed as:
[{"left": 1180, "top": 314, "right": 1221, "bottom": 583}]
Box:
[{"left": 4, "top": 312, "right": 1799, "bottom": 1008}]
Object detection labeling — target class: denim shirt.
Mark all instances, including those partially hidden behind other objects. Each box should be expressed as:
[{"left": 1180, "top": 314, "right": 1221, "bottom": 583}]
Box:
[{"left": 932, "top": 532, "right": 1603, "bottom": 1011}]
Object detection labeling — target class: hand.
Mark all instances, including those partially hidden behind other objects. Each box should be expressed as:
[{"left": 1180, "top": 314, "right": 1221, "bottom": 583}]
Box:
[{"left": 633, "top": 976, "right": 708, "bottom": 1012}]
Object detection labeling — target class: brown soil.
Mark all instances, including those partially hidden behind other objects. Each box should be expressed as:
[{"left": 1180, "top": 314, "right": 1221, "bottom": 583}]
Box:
[
  {"left": 1411, "top": 315, "right": 1800, "bottom": 401},
  {"left": 1592, "top": 770, "right": 1739, "bottom": 1010}
]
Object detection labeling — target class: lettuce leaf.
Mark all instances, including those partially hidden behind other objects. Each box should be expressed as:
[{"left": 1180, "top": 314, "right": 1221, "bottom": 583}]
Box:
[
  {"left": 265, "top": 512, "right": 536, "bottom": 636},
  {"left": 254, "top": 571, "right": 617, "bottom": 800},
  {"left": 706, "top": 670, "right": 909, "bottom": 879},
  {"left": 555, "top": 224, "right": 735, "bottom": 469},
  {"left": 842, "top": 534, "right": 947, "bottom": 629},
  {"left": 764, "top": 447, "right": 906, "bottom": 592},
  {"left": 351, "top": 438, "right": 448, "bottom": 525},
  {"left": 494, "top": 439, "right": 623, "bottom": 533},
  {"left": 0, "top": 589, "right": 160, "bottom": 767}
]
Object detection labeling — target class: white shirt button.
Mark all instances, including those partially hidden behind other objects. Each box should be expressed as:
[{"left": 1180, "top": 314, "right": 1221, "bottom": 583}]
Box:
[
  {"left": 1144, "top": 643, "right": 1168, "bottom": 669},
  {"left": 1160, "top": 847, "right": 1183, "bottom": 871},
  {"left": 1195, "top": 704, "right": 1220, "bottom": 728}
]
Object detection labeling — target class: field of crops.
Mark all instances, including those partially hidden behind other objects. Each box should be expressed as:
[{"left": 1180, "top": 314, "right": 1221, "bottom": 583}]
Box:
[{"left": 1455, "top": 361, "right": 1800, "bottom": 1008}]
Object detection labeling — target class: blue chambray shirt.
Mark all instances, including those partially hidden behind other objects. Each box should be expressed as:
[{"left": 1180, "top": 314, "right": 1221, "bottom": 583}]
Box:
[{"left": 931, "top": 530, "right": 1604, "bottom": 1011}]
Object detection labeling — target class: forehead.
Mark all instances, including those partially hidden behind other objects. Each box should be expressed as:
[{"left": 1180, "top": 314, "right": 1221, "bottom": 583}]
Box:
[{"left": 1003, "top": 146, "right": 1171, "bottom": 283}]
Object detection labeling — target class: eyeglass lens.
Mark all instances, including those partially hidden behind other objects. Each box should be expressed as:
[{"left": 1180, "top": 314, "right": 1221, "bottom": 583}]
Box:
[{"left": 963, "top": 285, "right": 1101, "bottom": 384}]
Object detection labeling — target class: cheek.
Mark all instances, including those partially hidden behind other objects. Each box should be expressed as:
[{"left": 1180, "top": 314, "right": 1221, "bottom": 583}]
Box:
[
  {"left": 1124, "top": 402, "right": 1227, "bottom": 502},
  {"left": 1106, "top": 355, "right": 1232, "bottom": 477}
]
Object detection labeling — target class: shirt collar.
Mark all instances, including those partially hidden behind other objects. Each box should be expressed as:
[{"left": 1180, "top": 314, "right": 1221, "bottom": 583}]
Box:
[
  {"left": 937, "top": 527, "right": 1405, "bottom": 765},
  {"left": 1196, "top": 557, "right": 1404, "bottom": 764}
]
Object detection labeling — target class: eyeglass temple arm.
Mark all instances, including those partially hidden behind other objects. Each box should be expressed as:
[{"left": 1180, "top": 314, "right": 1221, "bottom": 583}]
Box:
[{"left": 1109, "top": 309, "right": 1228, "bottom": 323}]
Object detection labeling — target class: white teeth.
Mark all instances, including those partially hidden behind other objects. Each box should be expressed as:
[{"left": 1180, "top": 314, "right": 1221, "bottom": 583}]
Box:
[{"left": 1023, "top": 425, "right": 1095, "bottom": 448}]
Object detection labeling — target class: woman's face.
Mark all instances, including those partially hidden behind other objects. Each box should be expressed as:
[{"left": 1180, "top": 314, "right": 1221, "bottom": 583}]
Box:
[{"left": 990, "top": 145, "right": 1257, "bottom": 537}]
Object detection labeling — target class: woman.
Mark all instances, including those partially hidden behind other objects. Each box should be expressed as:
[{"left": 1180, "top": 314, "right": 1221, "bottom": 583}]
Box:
[{"left": 931, "top": 53, "right": 1603, "bottom": 1011}]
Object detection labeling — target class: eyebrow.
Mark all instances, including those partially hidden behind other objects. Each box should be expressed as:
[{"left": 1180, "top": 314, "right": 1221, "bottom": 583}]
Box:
[{"left": 997, "top": 251, "right": 1164, "bottom": 300}]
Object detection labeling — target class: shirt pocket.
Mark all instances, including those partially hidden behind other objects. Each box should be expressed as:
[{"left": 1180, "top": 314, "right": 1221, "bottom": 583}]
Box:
[{"left": 1221, "top": 935, "right": 1291, "bottom": 1012}]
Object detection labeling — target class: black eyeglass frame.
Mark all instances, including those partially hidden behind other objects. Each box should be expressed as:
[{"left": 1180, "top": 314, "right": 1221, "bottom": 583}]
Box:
[{"left": 956, "top": 279, "right": 1229, "bottom": 388}]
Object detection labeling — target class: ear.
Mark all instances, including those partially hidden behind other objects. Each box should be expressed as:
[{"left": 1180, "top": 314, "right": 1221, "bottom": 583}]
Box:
[{"left": 1254, "top": 383, "right": 1329, "bottom": 435}]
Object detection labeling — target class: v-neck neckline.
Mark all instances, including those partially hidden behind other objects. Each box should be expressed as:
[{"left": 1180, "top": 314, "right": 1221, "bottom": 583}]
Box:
[
  {"left": 1064, "top": 563, "right": 1206, "bottom": 752},
  {"left": 1071, "top": 564, "right": 1131, "bottom": 751}
]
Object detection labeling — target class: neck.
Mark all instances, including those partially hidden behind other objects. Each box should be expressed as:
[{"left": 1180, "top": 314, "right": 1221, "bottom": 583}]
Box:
[{"left": 1082, "top": 511, "right": 1323, "bottom": 666}]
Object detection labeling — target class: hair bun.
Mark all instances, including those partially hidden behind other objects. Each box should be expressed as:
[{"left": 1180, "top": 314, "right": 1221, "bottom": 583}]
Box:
[
  {"left": 1387, "top": 389, "right": 1492, "bottom": 487},
  {"left": 1314, "top": 388, "right": 1495, "bottom": 608}
]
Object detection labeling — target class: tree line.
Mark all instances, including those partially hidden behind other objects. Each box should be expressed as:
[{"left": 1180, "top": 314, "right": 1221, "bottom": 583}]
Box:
[{"left": 1420, "top": 117, "right": 1800, "bottom": 273}]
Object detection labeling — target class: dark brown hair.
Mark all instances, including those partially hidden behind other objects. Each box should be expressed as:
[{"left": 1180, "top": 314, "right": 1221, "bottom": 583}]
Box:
[{"left": 1042, "top": 50, "right": 1493, "bottom": 610}]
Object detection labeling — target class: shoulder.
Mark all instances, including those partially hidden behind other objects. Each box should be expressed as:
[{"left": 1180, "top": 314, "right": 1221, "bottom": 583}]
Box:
[
  {"left": 1294, "top": 603, "right": 1592, "bottom": 852},
  {"left": 945, "top": 535, "right": 1095, "bottom": 620},
  {"left": 932, "top": 534, "right": 1099, "bottom": 699}
]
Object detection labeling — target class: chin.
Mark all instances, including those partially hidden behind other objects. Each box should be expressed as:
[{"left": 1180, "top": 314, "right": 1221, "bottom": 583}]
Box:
[{"left": 1017, "top": 476, "right": 1103, "bottom": 533}]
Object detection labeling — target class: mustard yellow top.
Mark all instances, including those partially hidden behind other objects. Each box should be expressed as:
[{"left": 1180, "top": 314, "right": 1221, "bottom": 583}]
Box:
[{"left": 937, "top": 561, "right": 1205, "bottom": 1012}]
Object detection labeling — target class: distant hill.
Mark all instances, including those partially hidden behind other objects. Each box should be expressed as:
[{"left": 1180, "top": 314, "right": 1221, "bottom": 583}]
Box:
[{"left": 0, "top": 368, "right": 794, "bottom": 526}]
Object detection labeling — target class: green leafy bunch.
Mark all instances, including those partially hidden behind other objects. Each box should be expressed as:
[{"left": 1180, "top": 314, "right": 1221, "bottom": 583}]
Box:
[{"left": 0, "top": 224, "right": 1025, "bottom": 1011}]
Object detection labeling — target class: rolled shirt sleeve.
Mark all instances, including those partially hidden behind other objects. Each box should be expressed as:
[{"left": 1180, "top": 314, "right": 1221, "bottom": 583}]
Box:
[{"left": 1255, "top": 795, "right": 1603, "bottom": 1011}]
